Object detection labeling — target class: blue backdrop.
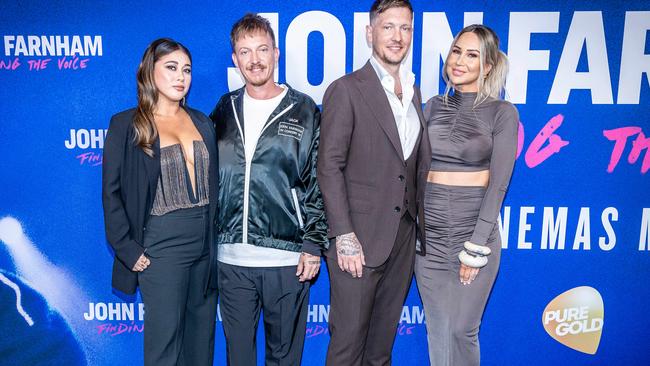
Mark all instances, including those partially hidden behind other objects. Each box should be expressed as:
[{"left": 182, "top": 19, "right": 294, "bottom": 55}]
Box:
[{"left": 1, "top": 1, "right": 649, "bottom": 365}]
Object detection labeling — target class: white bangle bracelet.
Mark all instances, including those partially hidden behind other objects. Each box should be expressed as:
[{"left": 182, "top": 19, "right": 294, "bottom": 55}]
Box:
[
  {"left": 458, "top": 250, "right": 488, "bottom": 268},
  {"left": 464, "top": 241, "right": 491, "bottom": 256}
]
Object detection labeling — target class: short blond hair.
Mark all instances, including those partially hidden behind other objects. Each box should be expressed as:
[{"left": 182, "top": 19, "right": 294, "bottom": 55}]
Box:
[{"left": 230, "top": 13, "right": 276, "bottom": 51}]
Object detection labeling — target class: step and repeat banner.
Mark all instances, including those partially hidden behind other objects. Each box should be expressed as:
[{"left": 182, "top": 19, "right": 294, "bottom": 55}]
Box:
[{"left": 1, "top": 0, "right": 648, "bottom": 365}]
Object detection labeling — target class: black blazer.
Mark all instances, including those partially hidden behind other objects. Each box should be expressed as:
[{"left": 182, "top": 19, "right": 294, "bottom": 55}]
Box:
[{"left": 102, "top": 107, "right": 219, "bottom": 294}]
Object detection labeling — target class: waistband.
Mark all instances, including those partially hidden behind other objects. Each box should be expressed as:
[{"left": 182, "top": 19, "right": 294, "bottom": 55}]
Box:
[
  {"left": 149, "top": 205, "right": 209, "bottom": 219},
  {"left": 426, "top": 181, "right": 487, "bottom": 192}
]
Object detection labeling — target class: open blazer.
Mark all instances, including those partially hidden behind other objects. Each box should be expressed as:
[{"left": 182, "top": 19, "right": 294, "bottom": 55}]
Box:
[{"left": 102, "top": 107, "right": 219, "bottom": 294}]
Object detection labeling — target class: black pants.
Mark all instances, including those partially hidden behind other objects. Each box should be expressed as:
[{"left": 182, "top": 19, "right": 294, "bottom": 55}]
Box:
[
  {"left": 326, "top": 213, "right": 416, "bottom": 366},
  {"left": 138, "top": 206, "right": 218, "bottom": 366},
  {"left": 218, "top": 263, "right": 310, "bottom": 366}
]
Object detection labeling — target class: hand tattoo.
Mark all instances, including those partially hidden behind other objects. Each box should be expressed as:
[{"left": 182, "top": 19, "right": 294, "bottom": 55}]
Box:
[
  {"left": 301, "top": 253, "right": 321, "bottom": 265},
  {"left": 336, "top": 232, "right": 361, "bottom": 257}
]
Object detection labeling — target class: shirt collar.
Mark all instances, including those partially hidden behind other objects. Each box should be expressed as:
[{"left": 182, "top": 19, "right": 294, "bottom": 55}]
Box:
[{"left": 369, "top": 56, "right": 415, "bottom": 90}]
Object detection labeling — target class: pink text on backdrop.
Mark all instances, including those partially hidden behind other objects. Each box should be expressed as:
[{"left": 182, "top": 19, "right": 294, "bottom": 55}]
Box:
[
  {"left": 305, "top": 324, "right": 416, "bottom": 338},
  {"left": 522, "top": 114, "right": 570, "bottom": 168},
  {"left": 76, "top": 152, "right": 102, "bottom": 166},
  {"left": 27, "top": 58, "right": 51, "bottom": 71},
  {"left": 603, "top": 127, "right": 650, "bottom": 174},
  {"left": 58, "top": 56, "right": 89, "bottom": 70},
  {"left": 0, "top": 57, "right": 89, "bottom": 71},
  {"left": 0, "top": 58, "right": 21, "bottom": 70},
  {"left": 96, "top": 322, "right": 144, "bottom": 336},
  {"left": 397, "top": 323, "right": 416, "bottom": 335},
  {"left": 306, "top": 324, "right": 329, "bottom": 338}
]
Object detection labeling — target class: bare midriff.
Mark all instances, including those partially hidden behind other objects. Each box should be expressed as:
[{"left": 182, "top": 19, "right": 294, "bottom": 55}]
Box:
[{"left": 428, "top": 170, "right": 489, "bottom": 187}]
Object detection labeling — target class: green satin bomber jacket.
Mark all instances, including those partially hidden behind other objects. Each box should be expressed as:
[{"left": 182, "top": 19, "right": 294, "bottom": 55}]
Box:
[{"left": 209, "top": 85, "right": 328, "bottom": 256}]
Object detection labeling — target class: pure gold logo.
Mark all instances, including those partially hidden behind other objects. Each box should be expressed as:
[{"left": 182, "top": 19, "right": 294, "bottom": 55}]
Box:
[{"left": 542, "top": 286, "right": 604, "bottom": 354}]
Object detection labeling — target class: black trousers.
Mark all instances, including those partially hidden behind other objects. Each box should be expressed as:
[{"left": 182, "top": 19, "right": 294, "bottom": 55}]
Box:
[
  {"left": 326, "top": 213, "right": 416, "bottom": 366},
  {"left": 138, "top": 206, "right": 218, "bottom": 366},
  {"left": 218, "top": 262, "right": 310, "bottom": 366}
]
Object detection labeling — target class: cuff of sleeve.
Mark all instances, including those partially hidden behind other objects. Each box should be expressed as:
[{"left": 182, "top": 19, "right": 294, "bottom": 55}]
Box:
[
  {"left": 326, "top": 220, "right": 354, "bottom": 240},
  {"left": 116, "top": 241, "right": 145, "bottom": 270},
  {"left": 301, "top": 240, "right": 322, "bottom": 256},
  {"left": 470, "top": 220, "right": 494, "bottom": 246}
]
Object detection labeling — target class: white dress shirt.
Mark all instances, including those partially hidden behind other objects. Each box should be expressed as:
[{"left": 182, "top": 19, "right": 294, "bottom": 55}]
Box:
[{"left": 369, "top": 56, "right": 421, "bottom": 160}]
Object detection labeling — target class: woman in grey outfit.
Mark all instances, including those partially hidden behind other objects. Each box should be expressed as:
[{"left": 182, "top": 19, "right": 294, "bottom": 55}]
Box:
[{"left": 415, "top": 24, "right": 519, "bottom": 365}]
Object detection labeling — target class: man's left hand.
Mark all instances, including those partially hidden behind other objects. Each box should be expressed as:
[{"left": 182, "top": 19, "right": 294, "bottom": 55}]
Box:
[{"left": 296, "top": 252, "right": 321, "bottom": 282}]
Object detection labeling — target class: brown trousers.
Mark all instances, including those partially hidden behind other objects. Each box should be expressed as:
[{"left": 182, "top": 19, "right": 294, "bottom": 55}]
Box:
[{"left": 326, "top": 213, "right": 416, "bottom": 366}]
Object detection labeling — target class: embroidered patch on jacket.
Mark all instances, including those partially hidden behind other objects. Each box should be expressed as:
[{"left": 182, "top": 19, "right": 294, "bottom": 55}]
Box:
[{"left": 278, "top": 122, "right": 304, "bottom": 140}]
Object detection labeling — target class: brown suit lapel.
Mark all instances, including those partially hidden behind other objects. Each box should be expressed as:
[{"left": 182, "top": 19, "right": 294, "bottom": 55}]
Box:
[{"left": 354, "top": 61, "right": 404, "bottom": 161}]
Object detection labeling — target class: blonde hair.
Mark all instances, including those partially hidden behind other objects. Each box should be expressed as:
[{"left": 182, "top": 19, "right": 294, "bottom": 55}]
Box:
[
  {"left": 230, "top": 13, "right": 276, "bottom": 51},
  {"left": 442, "top": 24, "right": 508, "bottom": 105},
  {"left": 134, "top": 38, "right": 191, "bottom": 157}
]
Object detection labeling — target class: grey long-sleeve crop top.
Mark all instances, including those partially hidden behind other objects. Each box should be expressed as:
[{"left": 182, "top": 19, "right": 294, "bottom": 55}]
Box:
[{"left": 424, "top": 91, "right": 519, "bottom": 245}]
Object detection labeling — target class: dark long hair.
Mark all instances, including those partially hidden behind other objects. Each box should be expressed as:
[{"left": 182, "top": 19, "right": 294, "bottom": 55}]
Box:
[{"left": 134, "top": 38, "right": 192, "bottom": 157}]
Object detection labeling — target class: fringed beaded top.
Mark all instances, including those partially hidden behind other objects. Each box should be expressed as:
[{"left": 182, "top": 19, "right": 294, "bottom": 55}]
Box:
[{"left": 150, "top": 140, "right": 209, "bottom": 216}]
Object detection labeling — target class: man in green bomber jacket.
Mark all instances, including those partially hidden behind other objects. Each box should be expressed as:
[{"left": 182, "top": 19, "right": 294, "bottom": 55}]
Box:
[{"left": 209, "top": 13, "right": 328, "bottom": 366}]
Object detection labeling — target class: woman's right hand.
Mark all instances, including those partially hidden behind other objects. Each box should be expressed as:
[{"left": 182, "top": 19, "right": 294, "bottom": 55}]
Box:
[
  {"left": 459, "top": 263, "right": 479, "bottom": 285},
  {"left": 132, "top": 254, "right": 150, "bottom": 272}
]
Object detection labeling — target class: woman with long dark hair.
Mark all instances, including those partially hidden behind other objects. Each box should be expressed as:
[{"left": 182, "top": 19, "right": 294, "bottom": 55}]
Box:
[
  {"left": 102, "top": 38, "right": 218, "bottom": 365},
  {"left": 415, "top": 25, "right": 519, "bottom": 365}
]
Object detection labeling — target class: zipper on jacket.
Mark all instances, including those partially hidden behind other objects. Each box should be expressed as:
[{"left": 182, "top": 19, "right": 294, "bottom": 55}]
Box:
[
  {"left": 290, "top": 188, "right": 304, "bottom": 229},
  {"left": 230, "top": 98, "right": 246, "bottom": 148},
  {"left": 232, "top": 99, "right": 295, "bottom": 243}
]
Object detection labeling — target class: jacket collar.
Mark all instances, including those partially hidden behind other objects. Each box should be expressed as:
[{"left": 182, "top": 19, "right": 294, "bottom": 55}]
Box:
[
  {"left": 354, "top": 61, "right": 406, "bottom": 161},
  {"left": 230, "top": 83, "right": 298, "bottom": 135},
  {"left": 143, "top": 130, "right": 161, "bottom": 198}
]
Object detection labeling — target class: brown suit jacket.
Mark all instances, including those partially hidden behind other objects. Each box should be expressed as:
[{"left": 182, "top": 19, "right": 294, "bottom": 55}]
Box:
[{"left": 317, "top": 61, "right": 431, "bottom": 266}]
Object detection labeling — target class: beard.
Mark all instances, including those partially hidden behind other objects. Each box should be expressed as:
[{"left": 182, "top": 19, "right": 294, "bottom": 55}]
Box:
[
  {"left": 244, "top": 63, "right": 274, "bottom": 87},
  {"left": 374, "top": 43, "right": 408, "bottom": 66},
  {"left": 248, "top": 77, "right": 272, "bottom": 87}
]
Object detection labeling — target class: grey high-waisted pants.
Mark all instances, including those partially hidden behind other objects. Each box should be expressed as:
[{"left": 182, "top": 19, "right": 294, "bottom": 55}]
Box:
[
  {"left": 415, "top": 183, "right": 501, "bottom": 366},
  {"left": 138, "top": 206, "right": 218, "bottom": 366}
]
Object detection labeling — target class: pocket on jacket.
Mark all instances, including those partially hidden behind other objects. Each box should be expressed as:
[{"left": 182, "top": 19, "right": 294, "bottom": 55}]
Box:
[
  {"left": 349, "top": 198, "right": 372, "bottom": 214},
  {"left": 347, "top": 182, "right": 373, "bottom": 213},
  {"left": 348, "top": 179, "right": 375, "bottom": 190}
]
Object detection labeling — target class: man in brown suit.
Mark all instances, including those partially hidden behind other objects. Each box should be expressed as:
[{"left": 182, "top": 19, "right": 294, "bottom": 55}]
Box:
[{"left": 317, "top": 0, "right": 431, "bottom": 364}]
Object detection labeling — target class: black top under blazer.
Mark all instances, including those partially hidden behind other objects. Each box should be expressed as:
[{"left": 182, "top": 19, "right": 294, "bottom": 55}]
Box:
[{"left": 102, "top": 107, "right": 219, "bottom": 295}]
